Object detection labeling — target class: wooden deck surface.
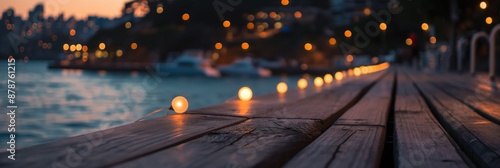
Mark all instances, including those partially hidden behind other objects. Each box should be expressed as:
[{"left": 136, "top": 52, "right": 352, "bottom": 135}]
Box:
[{"left": 1, "top": 66, "right": 500, "bottom": 168}]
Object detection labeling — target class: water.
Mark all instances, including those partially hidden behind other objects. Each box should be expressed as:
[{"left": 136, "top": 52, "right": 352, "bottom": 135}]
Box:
[{"left": 0, "top": 61, "right": 301, "bottom": 148}]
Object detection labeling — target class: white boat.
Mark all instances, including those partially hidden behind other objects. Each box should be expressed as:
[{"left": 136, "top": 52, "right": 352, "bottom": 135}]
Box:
[
  {"left": 155, "top": 55, "right": 220, "bottom": 77},
  {"left": 218, "top": 59, "right": 271, "bottom": 77}
]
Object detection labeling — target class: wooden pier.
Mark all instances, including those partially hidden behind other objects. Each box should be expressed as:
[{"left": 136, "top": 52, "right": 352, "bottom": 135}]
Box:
[{"left": 1, "top": 67, "right": 500, "bottom": 168}]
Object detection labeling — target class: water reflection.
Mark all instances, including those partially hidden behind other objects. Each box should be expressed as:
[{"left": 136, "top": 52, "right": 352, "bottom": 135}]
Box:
[{"left": 0, "top": 61, "right": 300, "bottom": 148}]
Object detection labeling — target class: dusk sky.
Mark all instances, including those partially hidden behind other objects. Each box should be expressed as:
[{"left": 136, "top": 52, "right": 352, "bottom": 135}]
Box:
[{"left": 0, "top": 0, "right": 130, "bottom": 19}]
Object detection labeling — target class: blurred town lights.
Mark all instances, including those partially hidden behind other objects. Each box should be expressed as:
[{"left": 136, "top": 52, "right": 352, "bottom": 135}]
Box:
[
  {"left": 294, "top": 11, "right": 302, "bottom": 19},
  {"left": 344, "top": 30, "right": 352, "bottom": 38},
  {"left": 276, "top": 82, "right": 288, "bottom": 94},
  {"left": 324, "top": 74, "right": 333, "bottom": 84},
  {"left": 171, "top": 96, "right": 189, "bottom": 113},
  {"left": 223, "top": 20, "right": 231, "bottom": 28},
  {"left": 346, "top": 54, "right": 354, "bottom": 62},
  {"left": 247, "top": 22, "right": 255, "bottom": 29},
  {"left": 480, "top": 1, "right": 487, "bottom": 9},
  {"left": 182, "top": 13, "right": 190, "bottom": 21},
  {"left": 70, "top": 44, "right": 76, "bottom": 52},
  {"left": 76, "top": 44, "right": 82, "bottom": 51},
  {"left": 238, "top": 86, "right": 253, "bottom": 101},
  {"left": 405, "top": 38, "right": 413, "bottom": 46},
  {"left": 281, "top": 0, "right": 289, "bottom": 6},
  {"left": 329, "top": 38, "right": 337, "bottom": 45},
  {"left": 314, "top": 77, "right": 324, "bottom": 87},
  {"left": 353, "top": 67, "right": 361, "bottom": 76},
  {"left": 131, "top": 43, "right": 138, "bottom": 50},
  {"left": 486, "top": 17, "right": 493, "bottom": 25},
  {"left": 99, "top": 43, "right": 106, "bottom": 50},
  {"left": 335, "top": 71, "right": 343, "bottom": 81},
  {"left": 125, "top": 22, "right": 132, "bottom": 29},
  {"left": 304, "top": 43, "right": 313, "bottom": 51},
  {"left": 430, "top": 36, "right": 437, "bottom": 44},
  {"left": 215, "top": 42, "right": 223, "bottom": 50},
  {"left": 421, "top": 23, "right": 429, "bottom": 31},
  {"left": 379, "top": 23, "right": 387, "bottom": 31},
  {"left": 363, "top": 8, "right": 371, "bottom": 16},
  {"left": 241, "top": 42, "right": 249, "bottom": 50},
  {"left": 63, "top": 44, "right": 69, "bottom": 51},
  {"left": 116, "top": 50, "right": 123, "bottom": 57},
  {"left": 69, "top": 29, "right": 76, "bottom": 36},
  {"left": 298, "top": 78, "right": 308, "bottom": 89}
]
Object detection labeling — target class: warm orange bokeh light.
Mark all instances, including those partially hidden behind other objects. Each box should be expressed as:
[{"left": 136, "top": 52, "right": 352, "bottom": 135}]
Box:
[
  {"left": 125, "top": 22, "right": 132, "bottom": 29},
  {"left": 480, "top": 1, "right": 487, "bottom": 9},
  {"left": 421, "top": 23, "right": 429, "bottom": 31},
  {"left": 344, "top": 30, "right": 352, "bottom": 38},
  {"left": 304, "top": 43, "right": 313, "bottom": 51},
  {"left": 171, "top": 96, "right": 189, "bottom": 113},
  {"left": 405, "top": 38, "right": 413, "bottom": 46},
  {"left": 314, "top": 77, "right": 324, "bottom": 87},
  {"left": 276, "top": 82, "right": 288, "bottom": 94},
  {"left": 182, "top": 13, "right": 190, "bottom": 21},
  {"left": 238, "top": 86, "right": 253, "bottom": 101},
  {"left": 247, "top": 22, "right": 255, "bottom": 29},
  {"left": 215, "top": 42, "right": 223, "bottom": 50},
  {"left": 379, "top": 23, "right": 387, "bottom": 31},
  {"left": 98, "top": 43, "right": 105, "bottom": 50},
  {"left": 324, "top": 74, "right": 333, "bottom": 84},
  {"left": 363, "top": 8, "right": 371, "bottom": 16},
  {"left": 63, "top": 44, "right": 69, "bottom": 51},
  {"left": 329, "top": 38, "right": 337, "bottom": 45},
  {"left": 486, "top": 17, "right": 493, "bottom": 25},
  {"left": 298, "top": 78, "right": 308, "bottom": 89},
  {"left": 346, "top": 55, "right": 354, "bottom": 62},
  {"left": 335, "top": 71, "right": 343, "bottom": 81},
  {"left": 69, "top": 29, "right": 76, "bottom": 36},
  {"left": 131, "top": 43, "right": 138, "bottom": 50},
  {"left": 223, "top": 20, "right": 231, "bottom": 28},
  {"left": 281, "top": 0, "right": 289, "bottom": 6},
  {"left": 116, "top": 50, "right": 123, "bottom": 57},
  {"left": 294, "top": 11, "right": 302, "bottom": 19},
  {"left": 430, "top": 36, "right": 436, "bottom": 44},
  {"left": 241, "top": 42, "right": 249, "bottom": 50}
]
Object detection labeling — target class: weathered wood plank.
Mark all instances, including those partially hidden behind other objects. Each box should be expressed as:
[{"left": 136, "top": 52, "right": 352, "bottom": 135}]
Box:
[
  {"left": 0, "top": 114, "right": 246, "bottom": 168},
  {"left": 419, "top": 74, "right": 500, "bottom": 125},
  {"left": 188, "top": 71, "right": 387, "bottom": 123},
  {"left": 114, "top": 118, "right": 324, "bottom": 168},
  {"left": 412, "top": 74, "right": 500, "bottom": 168},
  {"left": 283, "top": 73, "right": 394, "bottom": 168},
  {"left": 285, "top": 126, "right": 385, "bottom": 168},
  {"left": 394, "top": 73, "right": 469, "bottom": 168}
]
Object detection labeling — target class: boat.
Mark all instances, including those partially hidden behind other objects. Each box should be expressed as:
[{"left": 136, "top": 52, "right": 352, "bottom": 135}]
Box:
[
  {"left": 155, "top": 55, "right": 220, "bottom": 77},
  {"left": 218, "top": 59, "right": 272, "bottom": 77}
]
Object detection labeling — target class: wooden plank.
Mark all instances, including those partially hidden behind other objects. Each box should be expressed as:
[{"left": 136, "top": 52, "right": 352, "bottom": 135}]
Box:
[
  {"left": 114, "top": 118, "right": 324, "bottom": 168},
  {"left": 0, "top": 114, "right": 246, "bottom": 168},
  {"left": 285, "top": 126, "right": 385, "bottom": 168},
  {"left": 427, "top": 72, "right": 500, "bottom": 103},
  {"left": 412, "top": 74, "right": 500, "bottom": 168},
  {"left": 188, "top": 71, "right": 387, "bottom": 123},
  {"left": 393, "top": 73, "right": 469, "bottom": 168},
  {"left": 421, "top": 74, "right": 500, "bottom": 125},
  {"left": 283, "top": 73, "right": 394, "bottom": 168}
]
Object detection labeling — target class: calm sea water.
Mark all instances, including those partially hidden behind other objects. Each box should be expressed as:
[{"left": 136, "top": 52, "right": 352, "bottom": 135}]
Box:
[{"left": 0, "top": 61, "right": 301, "bottom": 148}]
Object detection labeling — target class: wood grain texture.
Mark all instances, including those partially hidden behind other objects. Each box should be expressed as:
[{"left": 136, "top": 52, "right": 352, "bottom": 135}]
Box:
[
  {"left": 0, "top": 114, "right": 246, "bottom": 168},
  {"left": 412, "top": 74, "right": 500, "bottom": 168},
  {"left": 188, "top": 71, "right": 387, "bottom": 123},
  {"left": 284, "top": 126, "right": 385, "bottom": 168},
  {"left": 114, "top": 118, "right": 324, "bottom": 168},
  {"left": 418, "top": 73, "right": 500, "bottom": 125},
  {"left": 283, "top": 73, "right": 394, "bottom": 168},
  {"left": 394, "top": 73, "right": 469, "bottom": 168}
]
